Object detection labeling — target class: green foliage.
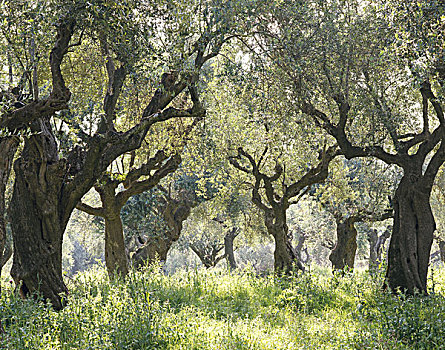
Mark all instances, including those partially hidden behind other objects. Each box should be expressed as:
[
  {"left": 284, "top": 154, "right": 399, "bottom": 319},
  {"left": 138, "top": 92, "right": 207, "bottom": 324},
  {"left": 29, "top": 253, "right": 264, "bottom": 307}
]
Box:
[
  {"left": 121, "top": 188, "right": 170, "bottom": 241},
  {"left": 3, "top": 266, "right": 445, "bottom": 349}
]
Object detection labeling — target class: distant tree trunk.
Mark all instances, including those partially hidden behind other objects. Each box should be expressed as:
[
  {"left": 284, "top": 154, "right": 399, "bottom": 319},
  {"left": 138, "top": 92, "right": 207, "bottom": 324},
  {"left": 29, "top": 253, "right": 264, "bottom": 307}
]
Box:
[
  {"left": 0, "top": 137, "right": 18, "bottom": 290},
  {"left": 265, "top": 208, "right": 304, "bottom": 273},
  {"left": 224, "top": 228, "right": 238, "bottom": 270},
  {"left": 329, "top": 216, "right": 359, "bottom": 270},
  {"left": 229, "top": 146, "right": 336, "bottom": 275},
  {"left": 368, "top": 229, "right": 379, "bottom": 269},
  {"left": 368, "top": 227, "right": 391, "bottom": 272},
  {"left": 295, "top": 229, "right": 309, "bottom": 264},
  {"left": 131, "top": 197, "right": 194, "bottom": 268},
  {"left": 386, "top": 174, "right": 435, "bottom": 294},
  {"left": 190, "top": 242, "right": 225, "bottom": 268},
  {"left": 439, "top": 240, "right": 445, "bottom": 264}
]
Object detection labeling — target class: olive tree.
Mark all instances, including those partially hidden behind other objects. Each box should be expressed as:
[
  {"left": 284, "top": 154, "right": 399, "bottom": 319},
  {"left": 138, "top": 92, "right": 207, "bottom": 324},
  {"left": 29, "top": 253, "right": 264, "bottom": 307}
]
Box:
[
  {"left": 253, "top": 0, "right": 445, "bottom": 293},
  {"left": 1, "top": 0, "right": 254, "bottom": 309}
]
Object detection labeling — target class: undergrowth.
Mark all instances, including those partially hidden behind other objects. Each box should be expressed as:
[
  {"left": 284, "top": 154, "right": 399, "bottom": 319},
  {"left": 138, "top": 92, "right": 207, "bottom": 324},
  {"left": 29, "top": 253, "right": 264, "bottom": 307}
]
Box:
[{"left": 1, "top": 265, "right": 445, "bottom": 349}]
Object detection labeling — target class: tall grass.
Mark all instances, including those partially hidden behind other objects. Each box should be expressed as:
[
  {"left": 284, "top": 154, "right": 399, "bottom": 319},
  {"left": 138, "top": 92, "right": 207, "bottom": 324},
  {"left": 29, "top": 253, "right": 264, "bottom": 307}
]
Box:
[{"left": 1, "top": 265, "right": 445, "bottom": 349}]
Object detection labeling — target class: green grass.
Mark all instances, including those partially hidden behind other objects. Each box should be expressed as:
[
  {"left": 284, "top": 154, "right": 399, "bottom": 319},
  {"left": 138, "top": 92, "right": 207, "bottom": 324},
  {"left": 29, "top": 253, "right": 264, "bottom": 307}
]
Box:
[{"left": 2, "top": 265, "right": 445, "bottom": 349}]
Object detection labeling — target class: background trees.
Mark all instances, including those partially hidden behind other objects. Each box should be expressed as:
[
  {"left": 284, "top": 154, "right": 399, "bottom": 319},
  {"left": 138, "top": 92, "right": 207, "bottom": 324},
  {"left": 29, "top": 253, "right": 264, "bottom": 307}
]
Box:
[
  {"left": 314, "top": 158, "right": 396, "bottom": 270},
  {"left": 0, "top": 0, "right": 258, "bottom": 308},
  {"left": 248, "top": 0, "right": 445, "bottom": 293},
  {"left": 1, "top": 0, "right": 445, "bottom": 312}
]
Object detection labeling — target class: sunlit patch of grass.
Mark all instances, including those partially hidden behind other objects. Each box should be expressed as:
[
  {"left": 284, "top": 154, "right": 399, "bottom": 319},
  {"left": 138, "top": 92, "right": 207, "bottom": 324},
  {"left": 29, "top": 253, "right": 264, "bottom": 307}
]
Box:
[{"left": 2, "top": 265, "right": 445, "bottom": 349}]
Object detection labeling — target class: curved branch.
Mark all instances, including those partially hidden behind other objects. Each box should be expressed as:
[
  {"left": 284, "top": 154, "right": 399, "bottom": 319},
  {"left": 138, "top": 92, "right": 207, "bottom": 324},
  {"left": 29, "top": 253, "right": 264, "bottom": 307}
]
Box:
[
  {"left": 301, "top": 99, "right": 406, "bottom": 167},
  {"left": 421, "top": 80, "right": 445, "bottom": 126},
  {"left": 116, "top": 154, "right": 181, "bottom": 207},
  {"left": 76, "top": 202, "right": 105, "bottom": 217},
  {"left": 0, "top": 19, "right": 75, "bottom": 130},
  {"left": 286, "top": 146, "right": 339, "bottom": 199}
]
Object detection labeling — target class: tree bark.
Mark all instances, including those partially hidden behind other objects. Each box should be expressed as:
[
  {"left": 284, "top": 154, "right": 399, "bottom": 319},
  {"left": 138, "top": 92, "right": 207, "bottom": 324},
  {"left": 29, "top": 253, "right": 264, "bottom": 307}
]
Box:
[
  {"left": 329, "top": 216, "right": 359, "bottom": 270},
  {"left": 130, "top": 197, "right": 193, "bottom": 268},
  {"left": 0, "top": 137, "right": 18, "bottom": 291},
  {"left": 104, "top": 215, "right": 128, "bottom": 276},
  {"left": 368, "top": 227, "right": 390, "bottom": 272},
  {"left": 97, "top": 183, "right": 129, "bottom": 277},
  {"left": 224, "top": 228, "right": 238, "bottom": 270},
  {"left": 386, "top": 174, "right": 434, "bottom": 294},
  {"left": 265, "top": 209, "right": 304, "bottom": 273},
  {"left": 9, "top": 119, "right": 69, "bottom": 309}
]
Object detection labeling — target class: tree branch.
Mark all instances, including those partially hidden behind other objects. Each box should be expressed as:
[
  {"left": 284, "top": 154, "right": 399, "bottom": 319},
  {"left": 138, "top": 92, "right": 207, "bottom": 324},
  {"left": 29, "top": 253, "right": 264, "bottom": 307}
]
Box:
[
  {"left": 116, "top": 154, "right": 181, "bottom": 207},
  {"left": 421, "top": 80, "right": 445, "bottom": 126},
  {"left": 0, "top": 18, "right": 75, "bottom": 130},
  {"left": 76, "top": 201, "right": 105, "bottom": 217}
]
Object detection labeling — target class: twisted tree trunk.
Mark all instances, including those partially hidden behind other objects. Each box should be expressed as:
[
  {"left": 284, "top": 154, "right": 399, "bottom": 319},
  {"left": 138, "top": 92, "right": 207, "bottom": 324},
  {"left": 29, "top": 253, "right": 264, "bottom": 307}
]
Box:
[
  {"left": 224, "top": 228, "right": 238, "bottom": 270},
  {"left": 97, "top": 183, "right": 128, "bottom": 277},
  {"left": 265, "top": 209, "right": 303, "bottom": 273},
  {"left": 9, "top": 119, "right": 69, "bottom": 309},
  {"left": 229, "top": 146, "right": 337, "bottom": 275},
  {"left": 386, "top": 174, "right": 434, "bottom": 294},
  {"left": 0, "top": 137, "right": 18, "bottom": 289},
  {"left": 329, "top": 216, "right": 359, "bottom": 270},
  {"left": 131, "top": 197, "right": 193, "bottom": 268}
]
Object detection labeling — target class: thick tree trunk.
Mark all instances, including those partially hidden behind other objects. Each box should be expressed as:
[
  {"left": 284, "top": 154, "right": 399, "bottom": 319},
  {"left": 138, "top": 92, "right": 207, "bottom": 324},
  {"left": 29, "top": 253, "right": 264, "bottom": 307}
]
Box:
[
  {"left": 97, "top": 183, "right": 129, "bottom": 277},
  {"left": 10, "top": 162, "right": 68, "bottom": 309},
  {"left": 0, "top": 137, "right": 18, "bottom": 290},
  {"left": 9, "top": 119, "right": 70, "bottom": 310},
  {"left": 386, "top": 175, "right": 434, "bottom": 294},
  {"left": 329, "top": 216, "right": 359, "bottom": 270},
  {"left": 265, "top": 210, "right": 304, "bottom": 273},
  {"left": 224, "top": 228, "right": 238, "bottom": 270},
  {"left": 104, "top": 214, "right": 128, "bottom": 277}
]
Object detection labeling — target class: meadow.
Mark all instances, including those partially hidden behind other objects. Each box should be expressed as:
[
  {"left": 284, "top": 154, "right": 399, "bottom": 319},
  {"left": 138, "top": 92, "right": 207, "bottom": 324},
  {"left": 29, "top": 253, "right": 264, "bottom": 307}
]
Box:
[{"left": 1, "top": 265, "right": 445, "bottom": 349}]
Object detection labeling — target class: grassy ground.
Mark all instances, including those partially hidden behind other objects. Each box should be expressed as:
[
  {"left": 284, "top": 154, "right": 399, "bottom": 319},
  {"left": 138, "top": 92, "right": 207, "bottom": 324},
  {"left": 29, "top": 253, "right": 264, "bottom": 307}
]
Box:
[{"left": 1, "top": 265, "right": 445, "bottom": 349}]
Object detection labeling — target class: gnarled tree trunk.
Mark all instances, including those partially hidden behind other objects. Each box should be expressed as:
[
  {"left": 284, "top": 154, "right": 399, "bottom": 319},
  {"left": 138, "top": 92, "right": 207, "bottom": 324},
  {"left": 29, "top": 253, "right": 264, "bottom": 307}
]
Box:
[
  {"left": 0, "top": 137, "right": 18, "bottom": 290},
  {"left": 104, "top": 215, "right": 127, "bottom": 276},
  {"left": 368, "top": 227, "right": 390, "bottom": 272},
  {"left": 131, "top": 197, "right": 193, "bottom": 268},
  {"left": 265, "top": 209, "right": 304, "bottom": 273},
  {"left": 97, "top": 183, "right": 128, "bottom": 277},
  {"left": 329, "top": 216, "right": 359, "bottom": 270},
  {"left": 9, "top": 119, "right": 69, "bottom": 310},
  {"left": 386, "top": 174, "right": 434, "bottom": 294},
  {"left": 224, "top": 228, "right": 238, "bottom": 270}
]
